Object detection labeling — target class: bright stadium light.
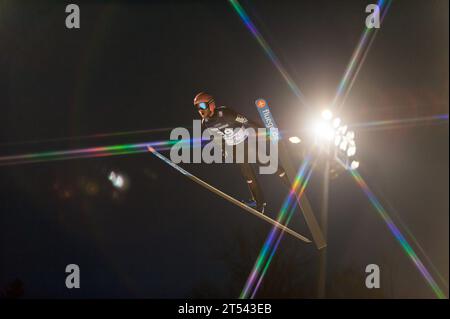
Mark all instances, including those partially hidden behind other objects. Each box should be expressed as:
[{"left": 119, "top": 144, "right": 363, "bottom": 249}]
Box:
[
  {"left": 334, "top": 135, "right": 341, "bottom": 146},
  {"left": 289, "top": 136, "right": 302, "bottom": 144},
  {"left": 311, "top": 109, "right": 359, "bottom": 172},
  {"left": 338, "top": 125, "right": 348, "bottom": 136},
  {"left": 345, "top": 130, "right": 355, "bottom": 140},
  {"left": 321, "top": 109, "right": 333, "bottom": 120},
  {"left": 350, "top": 160, "right": 360, "bottom": 170},
  {"left": 332, "top": 117, "right": 341, "bottom": 128},
  {"left": 314, "top": 121, "right": 335, "bottom": 141},
  {"left": 347, "top": 145, "right": 356, "bottom": 157},
  {"left": 339, "top": 140, "right": 348, "bottom": 151}
]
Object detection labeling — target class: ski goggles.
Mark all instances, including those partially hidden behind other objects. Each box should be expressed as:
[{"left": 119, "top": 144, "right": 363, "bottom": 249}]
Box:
[
  {"left": 195, "top": 98, "right": 215, "bottom": 111},
  {"left": 196, "top": 102, "right": 209, "bottom": 110}
]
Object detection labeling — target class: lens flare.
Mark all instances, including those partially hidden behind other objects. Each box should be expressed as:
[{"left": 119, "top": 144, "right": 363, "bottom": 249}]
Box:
[
  {"left": 250, "top": 167, "right": 314, "bottom": 299},
  {"left": 240, "top": 156, "right": 314, "bottom": 299},
  {"left": 332, "top": 0, "right": 392, "bottom": 111},
  {"left": 0, "top": 139, "right": 196, "bottom": 166},
  {"left": 350, "top": 114, "right": 449, "bottom": 131},
  {"left": 228, "top": 0, "right": 308, "bottom": 106},
  {"left": 109, "top": 171, "right": 127, "bottom": 189},
  {"left": 0, "top": 126, "right": 175, "bottom": 147},
  {"left": 350, "top": 169, "right": 446, "bottom": 299}
]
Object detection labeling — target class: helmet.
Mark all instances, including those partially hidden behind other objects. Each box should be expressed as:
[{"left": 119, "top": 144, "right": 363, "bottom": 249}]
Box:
[{"left": 193, "top": 92, "right": 215, "bottom": 113}]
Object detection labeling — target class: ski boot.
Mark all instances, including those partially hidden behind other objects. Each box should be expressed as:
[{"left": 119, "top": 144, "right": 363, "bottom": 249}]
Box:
[{"left": 242, "top": 199, "right": 266, "bottom": 214}]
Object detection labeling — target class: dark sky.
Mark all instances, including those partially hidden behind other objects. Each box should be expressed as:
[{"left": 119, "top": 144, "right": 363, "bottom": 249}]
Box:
[{"left": 0, "top": 0, "right": 448, "bottom": 298}]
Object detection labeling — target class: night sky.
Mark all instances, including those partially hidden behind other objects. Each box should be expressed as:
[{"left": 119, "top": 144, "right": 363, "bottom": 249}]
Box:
[{"left": 0, "top": 0, "right": 448, "bottom": 298}]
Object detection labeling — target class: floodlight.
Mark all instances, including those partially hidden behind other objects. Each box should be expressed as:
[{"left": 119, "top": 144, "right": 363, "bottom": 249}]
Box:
[
  {"left": 347, "top": 146, "right": 356, "bottom": 157},
  {"left": 289, "top": 136, "right": 302, "bottom": 144},
  {"left": 332, "top": 117, "right": 341, "bottom": 128},
  {"left": 346, "top": 130, "right": 355, "bottom": 140},
  {"left": 321, "top": 109, "right": 333, "bottom": 120},
  {"left": 315, "top": 120, "right": 336, "bottom": 141},
  {"left": 334, "top": 135, "right": 341, "bottom": 146},
  {"left": 350, "top": 160, "right": 360, "bottom": 170},
  {"left": 338, "top": 125, "right": 348, "bottom": 135}
]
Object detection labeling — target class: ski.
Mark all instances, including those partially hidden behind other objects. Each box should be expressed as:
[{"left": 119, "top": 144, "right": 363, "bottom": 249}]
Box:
[
  {"left": 255, "top": 98, "right": 327, "bottom": 249},
  {"left": 147, "top": 146, "right": 312, "bottom": 244}
]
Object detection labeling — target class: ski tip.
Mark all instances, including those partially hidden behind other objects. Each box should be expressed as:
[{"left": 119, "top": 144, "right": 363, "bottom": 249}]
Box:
[{"left": 147, "top": 145, "right": 156, "bottom": 153}]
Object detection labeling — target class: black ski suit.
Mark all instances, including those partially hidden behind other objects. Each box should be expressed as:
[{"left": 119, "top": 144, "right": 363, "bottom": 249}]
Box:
[{"left": 201, "top": 106, "right": 288, "bottom": 212}]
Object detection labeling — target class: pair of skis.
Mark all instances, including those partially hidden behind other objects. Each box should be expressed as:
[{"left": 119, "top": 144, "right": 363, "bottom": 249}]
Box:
[{"left": 147, "top": 146, "right": 311, "bottom": 244}]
